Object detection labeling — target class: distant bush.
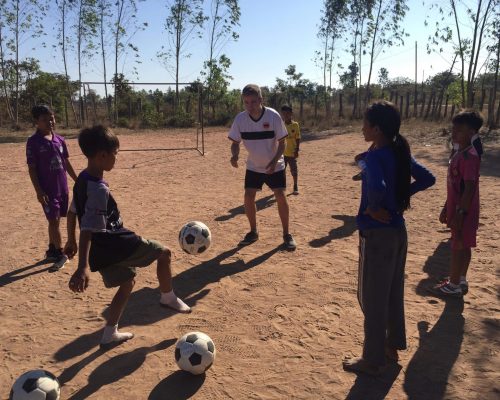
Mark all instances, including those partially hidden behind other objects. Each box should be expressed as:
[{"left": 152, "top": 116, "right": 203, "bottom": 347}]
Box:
[
  {"left": 206, "top": 110, "right": 233, "bottom": 126},
  {"left": 117, "top": 117, "right": 130, "bottom": 128},
  {"left": 140, "top": 105, "right": 164, "bottom": 128},
  {"left": 166, "top": 111, "right": 195, "bottom": 128}
]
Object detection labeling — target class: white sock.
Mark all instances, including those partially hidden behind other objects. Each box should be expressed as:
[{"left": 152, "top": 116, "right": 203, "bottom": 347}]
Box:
[
  {"left": 160, "top": 290, "right": 191, "bottom": 313},
  {"left": 101, "top": 324, "right": 134, "bottom": 344}
]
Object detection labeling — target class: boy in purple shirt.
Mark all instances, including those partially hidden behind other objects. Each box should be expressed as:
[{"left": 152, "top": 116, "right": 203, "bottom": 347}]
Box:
[{"left": 27, "top": 105, "right": 78, "bottom": 270}]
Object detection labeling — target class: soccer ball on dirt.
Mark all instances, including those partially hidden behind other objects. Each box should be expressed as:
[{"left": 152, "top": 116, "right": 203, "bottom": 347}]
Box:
[
  {"left": 175, "top": 331, "right": 216, "bottom": 375},
  {"left": 178, "top": 221, "right": 212, "bottom": 255},
  {"left": 10, "top": 370, "right": 60, "bottom": 400}
]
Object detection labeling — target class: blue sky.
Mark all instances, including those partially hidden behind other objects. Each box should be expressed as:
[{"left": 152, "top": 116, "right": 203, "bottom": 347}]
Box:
[{"left": 27, "top": 0, "right": 484, "bottom": 93}]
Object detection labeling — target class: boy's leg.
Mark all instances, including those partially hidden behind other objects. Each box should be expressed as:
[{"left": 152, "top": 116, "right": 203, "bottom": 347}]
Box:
[
  {"left": 101, "top": 278, "right": 135, "bottom": 348},
  {"left": 157, "top": 248, "right": 191, "bottom": 313},
  {"left": 244, "top": 188, "right": 258, "bottom": 232},
  {"left": 273, "top": 189, "right": 289, "bottom": 235},
  {"left": 450, "top": 249, "right": 465, "bottom": 285},
  {"left": 48, "top": 218, "right": 62, "bottom": 249},
  {"left": 460, "top": 247, "right": 472, "bottom": 279}
]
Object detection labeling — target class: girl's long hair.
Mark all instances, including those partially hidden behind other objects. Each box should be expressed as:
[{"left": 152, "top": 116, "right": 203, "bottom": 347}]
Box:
[{"left": 365, "top": 101, "right": 411, "bottom": 211}]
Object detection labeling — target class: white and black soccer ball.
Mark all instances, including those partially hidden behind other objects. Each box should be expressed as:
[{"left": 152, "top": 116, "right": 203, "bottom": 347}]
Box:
[
  {"left": 179, "top": 221, "right": 212, "bottom": 255},
  {"left": 10, "top": 370, "right": 60, "bottom": 400},
  {"left": 175, "top": 331, "right": 216, "bottom": 375}
]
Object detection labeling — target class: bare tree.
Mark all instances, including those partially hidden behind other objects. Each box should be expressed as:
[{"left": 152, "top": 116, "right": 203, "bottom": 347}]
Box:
[
  {"left": 159, "top": 0, "right": 205, "bottom": 110},
  {"left": 426, "top": 0, "right": 498, "bottom": 107},
  {"left": 364, "top": 0, "right": 408, "bottom": 103},
  {"left": 204, "top": 0, "right": 240, "bottom": 115}
]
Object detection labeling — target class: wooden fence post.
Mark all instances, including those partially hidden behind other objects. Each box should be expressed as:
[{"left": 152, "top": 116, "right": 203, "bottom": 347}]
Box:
[
  {"left": 405, "top": 92, "right": 410, "bottom": 119},
  {"left": 339, "top": 92, "right": 344, "bottom": 118},
  {"left": 479, "top": 88, "right": 486, "bottom": 111},
  {"left": 314, "top": 93, "right": 318, "bottom": 120},
  {"left": 444, "top": 95, "right": 449, "bottom": 118},
  {"left": 420, "top": 92, "right": 426, "bottom": 117}
]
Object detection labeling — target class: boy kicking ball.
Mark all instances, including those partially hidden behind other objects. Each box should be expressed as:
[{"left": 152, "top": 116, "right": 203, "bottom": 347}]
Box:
[{"left": 65, "top": 125, "right": 190, "bottom": 349}]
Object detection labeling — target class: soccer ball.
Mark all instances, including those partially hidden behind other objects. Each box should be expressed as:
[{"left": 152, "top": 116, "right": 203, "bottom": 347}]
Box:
[
  {"left": 175, "top": 332, "right": 216, "bottom": 375},
  {"left": 10, "top": 370, "right": 60, "bottom": 400},
  {"left": 179, "top": 221, "right": 211, "bottom": 255}
]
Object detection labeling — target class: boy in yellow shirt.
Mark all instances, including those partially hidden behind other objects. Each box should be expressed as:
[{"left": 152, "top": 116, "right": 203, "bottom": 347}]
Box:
[{"left": 281, "top": 105, "right": 301, "bottom": 195}]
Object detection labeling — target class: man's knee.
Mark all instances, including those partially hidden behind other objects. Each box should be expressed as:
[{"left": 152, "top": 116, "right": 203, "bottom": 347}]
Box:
[
  {"left": 159, "top": 248, "right": 171, "bottom": 262},
  {"left": 244, "top": 189, "right": 257, "bottom": 201}
]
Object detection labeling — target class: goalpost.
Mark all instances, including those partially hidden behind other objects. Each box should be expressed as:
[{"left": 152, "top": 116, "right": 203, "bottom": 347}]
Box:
[{"left": 76, "top": 81, "right": 205, "bottom": 155}]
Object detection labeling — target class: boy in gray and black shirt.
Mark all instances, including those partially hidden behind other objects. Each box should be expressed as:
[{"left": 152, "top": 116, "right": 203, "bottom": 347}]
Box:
[{"left": 65, "top": 125, "right": 190, "bottom": 349}]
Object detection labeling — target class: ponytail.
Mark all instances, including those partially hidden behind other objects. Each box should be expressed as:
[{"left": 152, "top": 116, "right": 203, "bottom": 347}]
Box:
[
  {"left": 365, "top": 101, "right": 412, "bottom": 212},
  {"left": 392, "top": 133, "right": 411, "bottom": 211}
]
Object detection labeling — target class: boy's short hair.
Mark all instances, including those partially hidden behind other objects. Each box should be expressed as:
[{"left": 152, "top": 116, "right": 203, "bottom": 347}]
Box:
[
  {"left": 281, "top": 104, "right": 293, "bottom": 112},
  {"left": 32, "top": 105, "right": 54, "bottom": 120},
  {"left": 242, "top": 84, "right": 262, "bottom": 98},
  {"left": 452, "top": 109, "right": 483, "bottom": 131},
  {"left": 78, "top": 125, "right": 119, "bottom": 158}
]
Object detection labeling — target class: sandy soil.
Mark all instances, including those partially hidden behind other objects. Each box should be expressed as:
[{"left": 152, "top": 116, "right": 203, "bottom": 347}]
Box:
[{"left": 0, "top": 124, "right": 499, "bottom": 399}]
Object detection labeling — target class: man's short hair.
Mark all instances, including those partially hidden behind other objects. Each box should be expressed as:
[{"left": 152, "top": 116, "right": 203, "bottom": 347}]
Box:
[
  {"left": 78, "top": 125, "right": 119, "bottom": 158},
  {"left": 281, "top": 104, "right": 293, "bottom": 112},
  {"left": 242, "top": 84, "right": 262, "bottom": 98},
  {"left": 32, "top": 105, "right": 54, "bottom": 120},
  {"left": 452, "top": 109, "right": 483, "bottom": 131}
]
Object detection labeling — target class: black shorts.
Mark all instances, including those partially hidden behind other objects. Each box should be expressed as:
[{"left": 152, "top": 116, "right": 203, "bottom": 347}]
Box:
[{"left": 245, "top": 169, "right": 286, "bottom": 190}]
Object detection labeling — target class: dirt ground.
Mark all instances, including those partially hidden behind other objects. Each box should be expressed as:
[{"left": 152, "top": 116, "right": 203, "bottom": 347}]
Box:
[{"left": 0, "top": 122, "right": 499, "bottom": 400}]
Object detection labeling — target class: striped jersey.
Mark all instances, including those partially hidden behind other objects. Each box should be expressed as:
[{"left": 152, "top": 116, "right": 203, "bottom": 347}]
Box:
[
  {"left": 70, "top": 170, "right": 141, "bottom": 271},
  {"left": 228, "top": 107, "right": 288, "bottom": 173}
]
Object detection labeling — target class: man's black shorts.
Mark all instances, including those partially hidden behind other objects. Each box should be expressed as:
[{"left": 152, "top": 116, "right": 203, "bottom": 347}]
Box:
[{"left": 245, "top": 169, "right": 286, "bottom": 190}]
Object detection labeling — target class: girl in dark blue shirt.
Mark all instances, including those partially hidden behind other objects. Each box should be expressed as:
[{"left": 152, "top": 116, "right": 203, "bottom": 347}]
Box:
[{"left": 343, "top": 101, "right": 435, "bottom": 375}]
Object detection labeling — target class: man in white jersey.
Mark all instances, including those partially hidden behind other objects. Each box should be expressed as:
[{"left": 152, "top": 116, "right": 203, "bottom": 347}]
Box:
[{"left": 228, "top": 84, "right": 296, "bottom": 250}]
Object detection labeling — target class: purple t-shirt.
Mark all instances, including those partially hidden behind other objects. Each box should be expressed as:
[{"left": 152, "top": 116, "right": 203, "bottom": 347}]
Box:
[{"left": 26, "top": 131, "right": 69, "bottom": 197}]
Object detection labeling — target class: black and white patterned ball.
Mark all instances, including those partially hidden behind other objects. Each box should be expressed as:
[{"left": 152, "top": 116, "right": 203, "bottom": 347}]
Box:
[
  {"left": 10, "top": 370, "right": 60, "bottom": 400},
  {"left": 175, "top": 331, "right": 216, "bottom": 375},
  {"left": 179, "top": 221, "right": 212, "bottom": 255}
]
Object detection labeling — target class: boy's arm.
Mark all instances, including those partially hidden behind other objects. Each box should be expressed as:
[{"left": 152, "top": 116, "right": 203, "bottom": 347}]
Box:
[
  {"left": 69, "top": 230, "right": 91, "bottom": 293},
  {"left": 266, "top": 139, "right": 286, "bottom": 174},
  {"left": 28, "top": 164, "right": 48, "bottom": 205},
  {"left": 294, "top": 139, "right": 300, "bottom": 157},
  {"left": 66, "top": 159, "right": 78, "bottom": 181},
  {"left": 64, "top": 210, "right": 78, "bottom": 258},
  {"left": 230, "top": 140, "right": 240, "bottom": 168}
]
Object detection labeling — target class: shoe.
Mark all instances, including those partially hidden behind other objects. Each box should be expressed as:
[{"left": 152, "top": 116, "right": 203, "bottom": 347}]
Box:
[
  {"left": 438, "top": 276, "right": 469, "bottom": 295},
  {"left": 352, "top": 172, "right": 363, "bottom": 181},
  {"left": 283, "top": 233, "right": 297, "bottom": 251},
  {"left": 45, "top": 246, "right": 58, "bottom": 261},
  {"left": 428, "top": 281, "right": 463, "bottom": 297},
  {"left": 239, "top": 231, "right": 259, "bottom": 246},
  {"left": 48, "top": 254, "right": 69, "bottom": 272}
]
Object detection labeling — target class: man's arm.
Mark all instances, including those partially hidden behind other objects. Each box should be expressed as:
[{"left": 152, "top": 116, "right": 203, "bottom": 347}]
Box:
[
  {"left": 28, "top": 164, "right": 48, "bottom": 205},
  {"left": 450, "top": 181, "right": 475, "bottom": 231},
  {"left": 230, "top": 141, "right": 240, "bottom": 168},
  {"left": 266, "top": 139, "right": 286, "bottom": 174},
  {"left": 66, "top": 159, "right": 78, "bottom": 181}
]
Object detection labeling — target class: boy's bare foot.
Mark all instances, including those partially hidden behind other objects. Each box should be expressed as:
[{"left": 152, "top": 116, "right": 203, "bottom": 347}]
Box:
[
  {"left": 342, "top": 357, "right": 384, "bottom": 376},
  {"left": 160, "top": 291, "right": 191, "bottom": 313},
  {"left": 100, "top": 326, "right": 134, "bottom": 350}
]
